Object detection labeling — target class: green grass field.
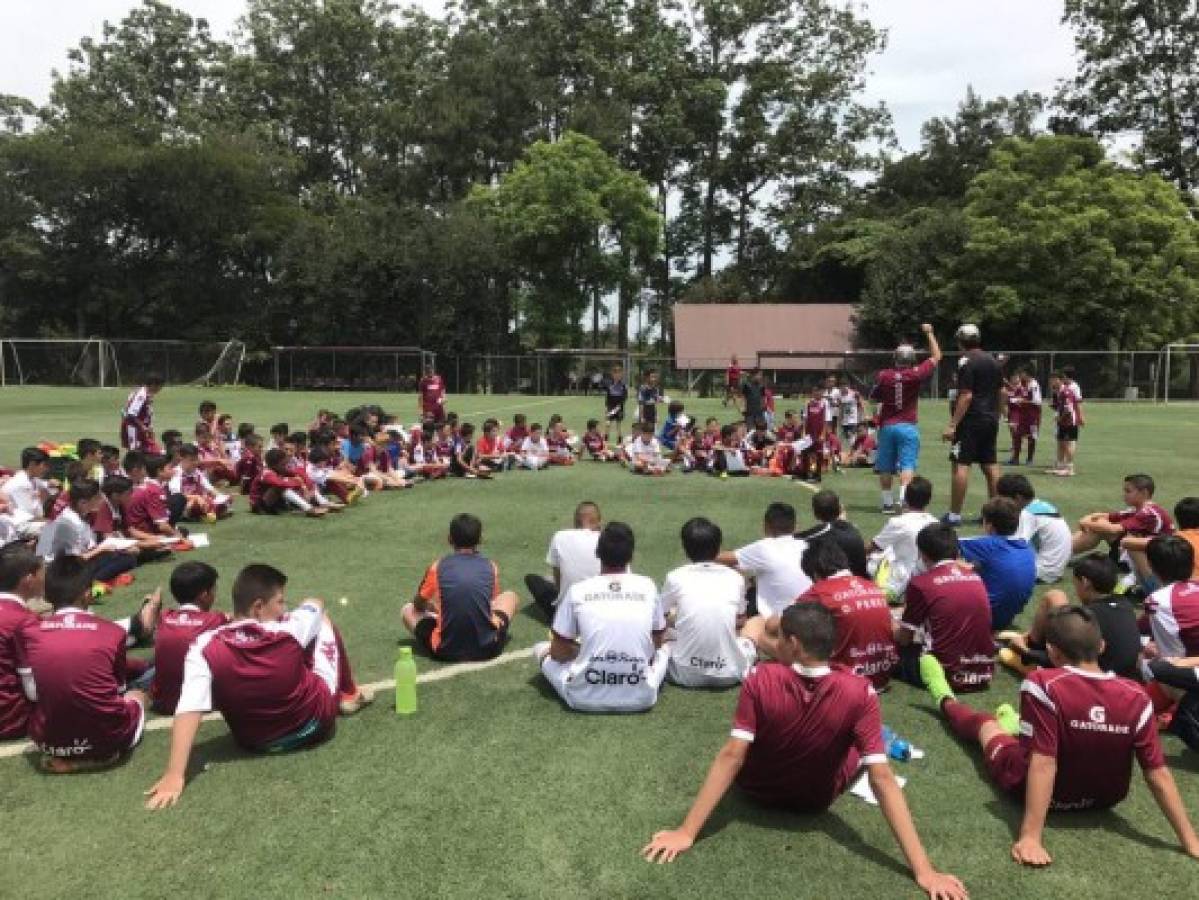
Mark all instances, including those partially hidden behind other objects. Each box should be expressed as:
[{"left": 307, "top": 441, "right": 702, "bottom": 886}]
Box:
[{"left": 1, "top": 386, "right": 1197, "bottom": 899}]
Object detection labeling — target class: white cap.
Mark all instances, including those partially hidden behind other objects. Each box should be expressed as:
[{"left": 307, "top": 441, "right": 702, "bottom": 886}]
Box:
[
  {"left": 955, "top": 323, "right": 981, "bottom": 342},
  {"left": 895, "top": 343, "right": 916, "bottom": 365}
]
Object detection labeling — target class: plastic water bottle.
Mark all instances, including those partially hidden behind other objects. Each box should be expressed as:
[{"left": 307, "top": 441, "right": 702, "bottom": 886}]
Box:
[
  {"left": 394, "top": 646, "right": 418, "bottom": 715},
  {"left": 881, "top": 725, "right": 911, "bottom": 761}
]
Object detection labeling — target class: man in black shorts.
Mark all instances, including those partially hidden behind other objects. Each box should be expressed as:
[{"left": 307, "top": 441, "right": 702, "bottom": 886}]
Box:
[
  {"left": 741, "top": 369, "right": 766, "bottom": 429},
  {"left": 603, "top": 364, "right": 629, "bottom": 443},
  {"left": 942, "top": 324, "right": 1002, "bottom": 526}
]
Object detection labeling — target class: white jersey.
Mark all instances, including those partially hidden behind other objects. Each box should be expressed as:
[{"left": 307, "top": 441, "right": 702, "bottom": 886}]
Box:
[
  {"left": 520, "top": 437, "right": 549, "bottom": 457},
  {"left": 0, "top": 471, "right": 46, "bottom": 519},
  {"left": 549, "top": 573, "right": 666, "bottom": 712},
  {"left": 629, "top": 437, "right": 662, "bottom": 462},
  {"left": 840, "top": 389, "right": 861, "bottom": 426},
  {"left": 35, "top": 507, "right": 96, "bottom": 560},
  {"left": 661, "top": 562, "right": 753, "bottom": 687},
  {"left": 872, "top": 511, "right": 938, "bottom": 596},
  {"left": 1025, "top": 379, "right": 1043, "bottom": 407},
  {"left": 734, "top": 536, "right": 811, "bottom": 617},
  {"left": 1016, "top": 507, "right": 1072, "bottom": 583},
  {"left": 545, "top": 528, "right": 602, "bottom": 606}
]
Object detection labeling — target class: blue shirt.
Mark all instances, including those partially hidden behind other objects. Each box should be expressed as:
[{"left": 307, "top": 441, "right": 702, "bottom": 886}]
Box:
[
  {"left": 659, "top": 415, "right": 680, "bottom": 450},
  {"left": 960, "top": 535, "right": 1037, "bottom": 629}
]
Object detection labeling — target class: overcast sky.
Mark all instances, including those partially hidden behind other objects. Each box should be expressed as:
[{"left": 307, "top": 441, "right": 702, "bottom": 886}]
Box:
[{"left": 0, "top": 0, "right": 1077, "bottom": 152}]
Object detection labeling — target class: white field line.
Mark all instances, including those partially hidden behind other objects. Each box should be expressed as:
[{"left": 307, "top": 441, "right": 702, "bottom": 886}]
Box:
[
  {"left": 456, "top": 396, "right": 560, "bottom": 418},
  {"left": 0, "top": 645, "right": 537, "bottom": 760}
]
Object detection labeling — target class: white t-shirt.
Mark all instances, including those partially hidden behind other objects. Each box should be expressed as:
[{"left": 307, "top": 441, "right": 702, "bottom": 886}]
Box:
[
  {"left": 550, "top": 573, "right": 666, "bottom": 712},
  {"left": 661, "top": 562, "right": 752, "bottom": 686},
  {"left": 1017, "top": 508, "right": 1072, "bottom": 583},
  {"left": 734, "top": 536, "right": 811, "bottom": 617},
  {"left": 1, "top": 471, "right": 46, "bottom": 518},
  {"left": 520, "top": 437, "right": 549, "bottom": 457},
  {"left": 36, "top": 507, "right": 96, "bottom": 560},
  {"left": 546, "top": 528, "right": 602, "bottom": 605},
  {"left": 630, "top": 437, "right": 662, "bottom": 462},
  {"left": 872, "top": 511, "right": 938, "bottom": 595},
  {"left": 840, "top": 389, "right": 861, "bottom": 425}
]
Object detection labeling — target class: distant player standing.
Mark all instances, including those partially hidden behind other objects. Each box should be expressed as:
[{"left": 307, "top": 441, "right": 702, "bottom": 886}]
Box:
[
  {"left": 418, "top": 363, "right": 447, "bottom": 425},
  {"left": 1049, "top": 367, "right": 1084, "bottom": 477},
  {"left": 723, "top": 355, "right": 742, "bottom": 407},
  {"left": 870, "top": 324, "right": 942, "bottom": 514},
  {"left": 1008, "top": 369, "right": 1042, "bottom": 466},
  {"left": 120, "top": 375, "right": 164, "bottom": 453},
  {"left": 943, "top": 324, "right": 1003, "bottom": 526},
  {"left": 603, "top": 364, "right": 629, "bottom": 443}
]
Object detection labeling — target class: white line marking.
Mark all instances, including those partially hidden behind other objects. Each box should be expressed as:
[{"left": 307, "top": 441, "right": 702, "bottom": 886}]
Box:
[
  {"left": 0, "top": 646, "right": 537, "bottom": 760},
  {"left": 455, "top": 396, "right": 560, "bottom": 418}
]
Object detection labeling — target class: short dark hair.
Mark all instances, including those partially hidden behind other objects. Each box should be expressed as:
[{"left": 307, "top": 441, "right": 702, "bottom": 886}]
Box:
[
  {"left": 916, "top": 523, "right": 959, "bottom": 563},
  {"left": 1147, "top": 535, "right": 1195, "bottom": 585},
  {"left": 231, "top": 564, "right": 287, "bottom": 616},
  {"left": 764, "top": 502, "right": 796, "bottom": 534},
  {"left": 270, "top": 423, "right": 290, "bottom": 437},
  {"left": 460, "top": 422, "right": 475, "bottom": 438},
  {"left": 981, "top": 497, "right": 1020, "bottom": 536},
  {"left": 1125, "top": 473, "right": 1155, "bottom": 496},
  {"left": 449, "top": 513, "right": 482, "bottom": 549},
  {"left": 264, "top": 447, "right": 288, "bottom": 470},
  {"left": 122, "top": 450, "right": 146, "bottom": 472},
  {"left": 904, "top": 476, "right": 933, "bottom": 510},
  {"left": 597, "top": 522, "right": 635, "bottom": 569},
  {"left": 199, "top": 400, "right": 217, "bottom": 415},
  {"left": 245, "top": 433, "right": 264, "bottom": 450},
  {"left": 639, "top": 422, "right": 653, "bottom": 435},
  {"left": 144, "top": 454, "right": 171, "bottom": 479},
  {"left": 288, "top": 432, "right": 308, "bottom": 448},
  {"left": 145, "top": 374, "right": 165, "bottom": 388},
  {"left": 1175, "top": 497, "right": 1199, "bottom": 531},
  {"left": 996, "top": 472, "right": 1035, "bottom": 503},
  {"left": 586, "top": 419, "right": 599, "bottom": 430},
  {"left": 810, "top": 490, "right": 841, "bottom": 524},
  {"left": 45, "top": 556, "right": 93, "bottom": 609},
  {"left": 178, "top": 443, "right": 200, "bottom": 460},
  {"left": 681, "top": 517, "right": 722, "bottom": 563},
  {"left": 170, "top": 561, "right": 219, "bottom": 605},
  {"left": 76, "top": 438, "right": 102, "bottom": 458},
  {"left": 1071, "top": 553, "right": 1119, "bottom": 594},
  {"left": 100, "top": 445, "right": 120, "bottom": 461},
  {"left": 668, "top": 401, "right": 684, "bottom": 416},
  {"left": 20, "top": 447, "right": 48, "bottom": 469},
  {"left": 802, "top": 539, "right": 849, "bottom": 581},
  {"left": 67, "top": 478, "right": 101, "bottom": 509},
  {"left": 1045, "top": 606, "right": 1102, "bottom": 664},
  {"left": 102, "top": 475, "right": 133, "bottom": 498},
  {"left": 237, "top": 422, "right": 256, "bottom": 439},
  {"left": 0, "top": 545, "right": 41, "bottom": 592},
  {"left": 779, "top": 602, "right": 836, "bottom": 661}
]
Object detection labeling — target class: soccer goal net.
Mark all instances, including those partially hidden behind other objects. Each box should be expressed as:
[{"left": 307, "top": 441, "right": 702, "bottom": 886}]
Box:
[
  {"left": 529, "top": 349, "right": 638, "bottom": 396},
  {"left": 271, "top": 346, "right": 435, "bottom": 392},
  {"left": 0, "top": 339, "right": 245, "bottom": 387},
  {"left": 1162, "top": 343, "right": 1199, "bottom": 402}
]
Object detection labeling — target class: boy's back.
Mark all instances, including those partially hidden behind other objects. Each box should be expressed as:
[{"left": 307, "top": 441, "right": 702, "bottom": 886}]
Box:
[
  {"left": 802, "top": 574, "right": 897, "bottom": 688},
  {"left": 960, "top": 535, "right": 1036, "bottom": 628},
  {"left": 151, "top": 606, "right": 230, "bottom": 714},
  {"left": 661, "top": 562, "right": 749, "bottom": 686},
  {"left": 0, "top": 596, "right": 37, "bottom": 738}
]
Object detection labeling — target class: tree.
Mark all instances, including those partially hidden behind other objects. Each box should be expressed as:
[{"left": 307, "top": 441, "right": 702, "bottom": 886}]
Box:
[
  {"left": 1058, "top": 0, "right": 1199, "bottom": 195},
  {"left": 470, "top": 132, "right": 660, "bottom": 348}
]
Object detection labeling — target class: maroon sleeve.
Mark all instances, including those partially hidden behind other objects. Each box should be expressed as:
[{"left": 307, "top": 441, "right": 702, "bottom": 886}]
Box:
[
  {"left": 915, "top": 358, "right": 937, "bottom": 382},
  {"left": 731, "top": 671, "right": 761, "bottom": 740},
  {"left": 852, "top": 686, "right": 886, "bottom": 761},
  {"left": 900, "top": 580, "right": 928, "bottom": 630},
  {"left": 1020, "top": 677, "right": 1060, "bottom": 758},
  {"left": 1133, "top": 700, "right": 1167, "bottom": 772}
]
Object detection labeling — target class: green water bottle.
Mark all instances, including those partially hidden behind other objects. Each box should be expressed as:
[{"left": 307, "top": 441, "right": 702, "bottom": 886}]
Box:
[{"left": 394, "top": 646, "right": 418, "bottom": 715}]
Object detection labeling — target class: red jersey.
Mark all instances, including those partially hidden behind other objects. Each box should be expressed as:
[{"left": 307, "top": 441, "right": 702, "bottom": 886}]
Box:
[
  {"left": 801, "top": 574, "right": 897, "bottom": 689},
  {"left": 175, "top": 603, "right": 337, "bottom": 751},
  {"left": 1056, "top": 383, "right": 1082, "bottom": 426},
  {"left": 476, "top": 434, "right": 500, "bottom": 456},
  {"left": 506, "top": 425, "right": 528, "bottom": 446},
  {"left": 775, "top": 423, "right": 799, "bottom": 442},
  {"left": 150, "top": 605, "right": 230, "bottom": 714},
  {"left": 726, "top": 365, "right": 742, "bottom": 387},
  {"left": 125, "top": 481, "right": 170, "bottom": 533},
  {"left": 1145, "top": 580, "right": 1199, "bottom": 658},
  {"left": 803, "top": 399, "right": 827, "bottom": 441},
  {"left": 0, "top": 594, "right": 37, "bottom": 739},
  {"left": 732, "top": 662, "right": 886, "bottom": 811},
  {"left": 249, "top": 469, "right": 303, "bottom": 509},
  {"left": 1019, "top": 666, "right": 1164, "bottom": 810},
  {"left": 16, "top": 609, "right": 142, "bottom": 759},
  {"left": 419, "top": 375, "right": 446, "bottom": 412},
  {"left": 235, "top": 452, "right": 263, "bottom": 494},
  {"left": 871, "top": 359, "right": 936, "bottom": 426},
  {"left": 582, "top": 432, "right": 606, "bottom": 455},
  {"left": 901, "top": 562, "right": 995, "bottom": 691},
  {"left": 1109, "top": 503, "right": 1173, "bottom": 538}
]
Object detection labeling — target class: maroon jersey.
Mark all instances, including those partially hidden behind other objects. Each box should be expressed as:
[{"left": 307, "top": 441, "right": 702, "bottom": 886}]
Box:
[
  {"left": 852, "top": 433, "right": 877, "bottom": 455},
  {"left": 235, "top": 452, "right": 263, "bottom": 494},
  {"left": 802, "top": 574, "right": 897, "bottom": 689},
  {"left": 125, "top": 481, "right": 170, "bottom": 533},
  {"left": 249, "top": 469, "right": 303, "bottom": 510},
  {"left": 419, "top": 375, "right": 446, "bottom": 413},
  {"left": 1007, "top": 383, "right": 1027, "bottom": 424},
  {"left": 1019, "top": 666, "right": 1164, "bottom": 810},
  {"left": 175, "top": 603, "right": 336, "bottom": 751},
  {"left": 17, "top": 609, "right": 142, "bottom": 759},
  {"left": 150, "top": 605, "right": 230, "bottom": 714},
  {"left": 902, "top": 562, "right": 995, "bottom": 691},
  {"left": 803, "top": 400, "right": 827, "bottom": 440},
  {"left": 120, "top": 386, "right": 155, "bottom": 449},
  {"left": 732, "top": 662, "right": 886, "bottom": 811},
  {"left": 1145, "top": 580, "right": 1199, "bottom": 658},
  {"left": 1056, "top": 384, "right": 1082, "bottom": 427},
  {"left": 775, "top": 424, "right": 799, "bottom": 442},
  {"left": 871, "top": 359, "right": 936, "bottom": 426},
  {"left": 506, "top": 425, "right": 528, "bottom": 446},
  {"left": 0, "top": 594, "right": 37, "bottom": 739},
  {"left": 582, "top": 432, "right": 605, "bottom": 455},
  {"left": 726, "top": 365, "right": 741, "bottom": 387},
  {"left": 1109, "top": 503, "right": 1173, "bottom": 538}
]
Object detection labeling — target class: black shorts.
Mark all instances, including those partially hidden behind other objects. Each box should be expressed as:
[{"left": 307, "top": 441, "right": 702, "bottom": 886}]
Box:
[
  {"left": 413, "top": 612, "right": 510, "bottom": 662},
  {"left": 951, "top": 415, "right": 998, "bottom": 466},
  {"left": 605, "top": 403, "right": 625, "bottom": 422},
  {"left": 1057, "top": 424, "right": 1079, "bottom": 442}
]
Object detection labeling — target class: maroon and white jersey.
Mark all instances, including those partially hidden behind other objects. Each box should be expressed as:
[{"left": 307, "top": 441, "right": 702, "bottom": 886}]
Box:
[
  {"left": 732, "top": 662, "right": 886, "bottom": 811},
  {"left": 16, "top": 608, "right": 142, "bottom": 759},
  {"left": 1056, "top": 384, "right": 1082, "bottom": 427},
  {"left": 0, "top": 593, "right": 37, "bottom": 739},
  {"left": 169, "top": 468, "right": 213, "bottom": 498},
  {"left": 582, "top": 432, "right": 606, "bottom": 455},
  {"left": 901, "top": 562, "right": 995, "bottom": 691},
  {"left": 801, "top": 574, "right": 897, "bottom": 689},
  {"left": 125, "top": 481, "right": 170, "bottom": 533},
  {"left": 418, "top": 375, "right": 446, "bottom": 412},
  {"left": 1019, "top": 666, "right": 1164, "bottom": 810},
  {"left": 235, "top": 452, "right": 263, "bottom": 493},
  {"left": 871, "top": 359, "right": 936, "bottom": 426},
  {"left": 175, "top": 602, "right": 336, "bottom": 751},
  {"left": 120, "top": 386, "right": 155, "bottom": 449},
  {"left": 803, "top": 399, "right": 827, "bottom": 440},
  {"left": 1145, "top": 580, "right": 1199, "bottom": 658},
  {"left": 1108, "top": 503, "right": 1173, "bottom": 538},
  {"left": 1006, "top": 383, "right": 1027, "bottom": 423},
  {"left": 150, "top": 605, "right": 231, "bottom": 714}
]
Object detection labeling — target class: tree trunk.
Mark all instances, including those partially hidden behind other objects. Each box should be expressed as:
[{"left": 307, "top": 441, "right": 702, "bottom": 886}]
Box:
[
  {"left": 617, "top": 249, "right": 631, "bottom": 350},
  {"left": 592, "top": 284, "right": 601, "bottom": 349}
]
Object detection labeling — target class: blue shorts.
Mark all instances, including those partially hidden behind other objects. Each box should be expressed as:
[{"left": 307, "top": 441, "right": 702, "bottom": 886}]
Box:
[{"left": 875, "top": 423, "right": 920, "bottom": 474}]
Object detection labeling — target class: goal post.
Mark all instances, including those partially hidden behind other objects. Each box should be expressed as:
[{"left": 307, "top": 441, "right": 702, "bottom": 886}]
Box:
[
  {"left": 271, "top": 345, "right": 435, "bottom": 392},
  {"left": 1162, "top": 343, "right": 1199, "bottom": 403},
  {"left": 529, "top": 348, "right": 638, "bottom": 395},
  {"left": 0, "top": 338, "right": 247, "bottom": 388}
]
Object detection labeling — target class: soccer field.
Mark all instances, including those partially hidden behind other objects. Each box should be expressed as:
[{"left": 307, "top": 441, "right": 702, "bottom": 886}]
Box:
[{"left": 1, "top": 387, "right": 1197, "bottom": 900}]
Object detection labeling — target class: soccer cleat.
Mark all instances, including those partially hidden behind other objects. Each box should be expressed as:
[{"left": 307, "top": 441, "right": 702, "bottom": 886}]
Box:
[
  {"left": 339, "top": 688, "right": 375, "bottom": 716},
  {"left": 997, "top": 646, "right": 1035, "bottom": 676},
  {"left": 994, "top": 703, "right": 1020, "bottom": 737},
  {"left": 920, "top": 654, "right": 955, "bottom": 708},
  {"left": 880, "top": 503, "right": 896, "bottom": 515},
  {"left": 940, "top": 512, "right": 963, "bottom": 527}
]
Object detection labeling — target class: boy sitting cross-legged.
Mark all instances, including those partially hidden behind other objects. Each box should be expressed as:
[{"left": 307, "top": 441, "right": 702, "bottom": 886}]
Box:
[
  {"left": 0, "top": 545, "right": 43, "bottom": 740},
  {"left": 642, "top": 602, "right": 968, "bottom": 900},
  {"left": 149, "top": 561, "right": 230, "bottom": 715},
  {"left": 145, "top": 563, "right": 371, "bottom": 809},
  {"left": 924, "top": 607, "right": 1199, "bottom": 867}
]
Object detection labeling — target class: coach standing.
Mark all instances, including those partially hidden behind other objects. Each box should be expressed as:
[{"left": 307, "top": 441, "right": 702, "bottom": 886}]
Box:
[{"left": 942, "top": 324, "right": 1002, "bottom": 526}]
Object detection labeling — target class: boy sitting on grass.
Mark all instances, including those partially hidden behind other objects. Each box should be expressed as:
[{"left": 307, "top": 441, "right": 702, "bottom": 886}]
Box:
[
  {"left": 581, "top": 419, "right": 617, "bottom": 462},
  {"left": 643, "top": 603, "right": 968, "bottom": 900},
  {"left": 924, "top": 607, "right": 1199, "bottom": 867},
  {"left": 249, "top": 448, "right": 331, "bottom": 518},
  {"left": 17, "top": 556, "right": 161, "bottom": 773},
  {"left": 1072, "top": 473, "right": 1173, "bottom": 589},
  {"left": 959, "top": 498, "right": 1036, "bottom": 630},
  {"left": 150, "top": 561, "right": 229, "bottom": 715},
  {"left": 145, "top": 563, "right": 371, "bottom": 809},
  {"left": 0, "top": 545, "right": 43, "bottom": 739}
]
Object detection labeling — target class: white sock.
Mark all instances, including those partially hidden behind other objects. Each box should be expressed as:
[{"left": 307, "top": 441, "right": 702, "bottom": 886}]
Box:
[
  {"left": 283, "top": 489, "right": 312, "bottom": 513},
  {"left": 898, "top": 484, "right": 907, "bottom": 506},
  {"left": 882, "top": 490, "right": 894, "bottom": 507}
]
